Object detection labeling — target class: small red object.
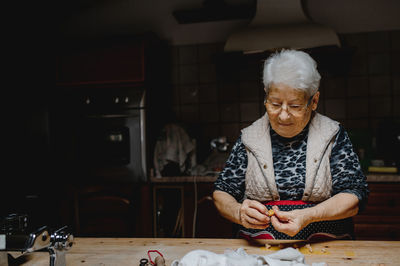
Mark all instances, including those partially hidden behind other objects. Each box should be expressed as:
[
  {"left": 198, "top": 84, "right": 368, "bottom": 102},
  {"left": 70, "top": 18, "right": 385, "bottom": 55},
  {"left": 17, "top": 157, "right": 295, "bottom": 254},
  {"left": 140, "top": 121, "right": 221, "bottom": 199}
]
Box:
[{"left": 147, "top": 250, "right": 164, "bottom": 265}]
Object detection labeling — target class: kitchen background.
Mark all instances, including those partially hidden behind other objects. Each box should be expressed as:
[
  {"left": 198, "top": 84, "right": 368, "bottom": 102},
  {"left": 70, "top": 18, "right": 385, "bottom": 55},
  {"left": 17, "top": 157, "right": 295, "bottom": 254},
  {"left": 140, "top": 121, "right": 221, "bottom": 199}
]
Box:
[
  {"left": 167, "top": 32, "right": 400, "bottom": 166},
  {"left": 2, "top": 0, "right": 400, "bottom": 240}
]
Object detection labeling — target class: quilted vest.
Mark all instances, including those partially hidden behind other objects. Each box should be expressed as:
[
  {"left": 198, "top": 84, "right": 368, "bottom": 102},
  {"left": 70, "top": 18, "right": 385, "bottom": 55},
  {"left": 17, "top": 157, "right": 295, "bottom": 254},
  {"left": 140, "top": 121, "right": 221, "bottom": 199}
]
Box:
[{"left": 241, "top": 112, "right": 340, "bottom": 202}]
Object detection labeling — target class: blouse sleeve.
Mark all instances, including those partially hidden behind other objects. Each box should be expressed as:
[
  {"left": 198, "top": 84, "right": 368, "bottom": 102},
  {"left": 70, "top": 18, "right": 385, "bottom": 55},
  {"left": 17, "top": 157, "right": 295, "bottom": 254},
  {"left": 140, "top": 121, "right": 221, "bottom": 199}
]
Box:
[
  {"left": 214, "top": 135, "right": 248, "bottom": 202},
  {"left": 330, "top": 125, "right": 369, "bottom": 212}
]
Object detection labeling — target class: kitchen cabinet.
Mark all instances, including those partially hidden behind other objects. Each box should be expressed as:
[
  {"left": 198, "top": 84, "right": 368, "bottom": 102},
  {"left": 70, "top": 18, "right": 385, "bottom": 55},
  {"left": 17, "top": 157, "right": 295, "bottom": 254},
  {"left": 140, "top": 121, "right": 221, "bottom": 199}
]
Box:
[
  {"left": 56, "top": 41, "right": 144, "bottom": 85},
  {"left": 56, "top": 33, "right": 166, "bottom": 86},
  {"left": 353, "top": 181, "right": 400, "bottom": 240}
]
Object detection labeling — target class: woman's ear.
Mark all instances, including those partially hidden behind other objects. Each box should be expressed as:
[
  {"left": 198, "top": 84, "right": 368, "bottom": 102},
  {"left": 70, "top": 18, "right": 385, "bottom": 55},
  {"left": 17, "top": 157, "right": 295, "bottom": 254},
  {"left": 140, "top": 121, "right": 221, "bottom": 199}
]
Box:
[{"left": 311, "top": 91, "right": 320, "bottom": 111}]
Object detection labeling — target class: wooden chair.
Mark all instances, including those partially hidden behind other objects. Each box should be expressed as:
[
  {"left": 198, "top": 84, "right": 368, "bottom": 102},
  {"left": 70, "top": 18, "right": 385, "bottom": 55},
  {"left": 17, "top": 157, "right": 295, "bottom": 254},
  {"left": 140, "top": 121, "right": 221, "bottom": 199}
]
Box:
[{"left": 73, "top": 185, "right": 136, "bottom": 237}]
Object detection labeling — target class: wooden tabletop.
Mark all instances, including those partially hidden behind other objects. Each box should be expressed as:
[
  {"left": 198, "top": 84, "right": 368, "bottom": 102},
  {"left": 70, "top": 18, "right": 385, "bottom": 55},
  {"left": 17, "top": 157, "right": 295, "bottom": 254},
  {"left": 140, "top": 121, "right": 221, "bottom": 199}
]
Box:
[{"left": 10, "top": 238, "right": 400, "bottom": 265}]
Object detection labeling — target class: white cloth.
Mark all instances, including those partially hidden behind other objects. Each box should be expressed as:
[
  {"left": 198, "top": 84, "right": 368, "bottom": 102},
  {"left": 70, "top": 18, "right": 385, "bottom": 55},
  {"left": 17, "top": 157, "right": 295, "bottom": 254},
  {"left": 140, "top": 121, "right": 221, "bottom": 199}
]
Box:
[
  {"left": 153, "top": 123, "right": 196, "bottom": 177},
  {"left": 171, "top": 247, "right": 326, "bottom": 266}
]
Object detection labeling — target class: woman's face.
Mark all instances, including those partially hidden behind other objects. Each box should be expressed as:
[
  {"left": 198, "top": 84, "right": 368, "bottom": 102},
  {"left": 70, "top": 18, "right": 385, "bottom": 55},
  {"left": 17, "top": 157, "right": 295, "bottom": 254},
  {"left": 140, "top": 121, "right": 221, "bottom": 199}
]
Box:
[{"left": 265, "top": 83, "right": 319, "bottom": 138}]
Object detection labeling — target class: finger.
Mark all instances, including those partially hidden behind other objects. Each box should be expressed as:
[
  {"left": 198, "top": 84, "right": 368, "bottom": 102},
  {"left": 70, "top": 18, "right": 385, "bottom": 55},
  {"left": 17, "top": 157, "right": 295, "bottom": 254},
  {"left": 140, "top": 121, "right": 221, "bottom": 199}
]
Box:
[
  {"left": 270, "top": 215, "right": 287, "bottom": 229},
  {"left": 270, "top": 216, "right": 299, "bottom": 237},
  {"left": 270, "top": 216, "right": 293, "bottom": 234},
  {"left": 248, "top": 200, "right": 268, "bottom": 214},
  {"left": 246, "top": 207, "right": 270, "bottom": 223},
  {"left": 245, "top": 209, "right": 270, "bottom": 225},
  {"left": 272, "top": 206, "right": 289, "bottom": 222},
  {"left": 243, "top": 218, "right": 270, "bottom": 229}
]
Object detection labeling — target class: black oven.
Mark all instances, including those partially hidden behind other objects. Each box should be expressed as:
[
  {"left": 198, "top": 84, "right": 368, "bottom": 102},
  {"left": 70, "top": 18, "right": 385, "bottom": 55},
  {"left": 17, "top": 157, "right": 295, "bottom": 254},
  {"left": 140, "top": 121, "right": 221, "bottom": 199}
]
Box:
[{"left": 50, "top": 87, "right": 148, "bottom": 183}]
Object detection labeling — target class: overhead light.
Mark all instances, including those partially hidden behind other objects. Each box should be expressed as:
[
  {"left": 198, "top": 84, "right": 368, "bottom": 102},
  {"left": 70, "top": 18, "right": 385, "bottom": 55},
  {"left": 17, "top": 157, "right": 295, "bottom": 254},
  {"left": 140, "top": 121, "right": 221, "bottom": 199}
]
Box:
[{"left": 224, "top": 0, "right": 340, "bottom": 53}]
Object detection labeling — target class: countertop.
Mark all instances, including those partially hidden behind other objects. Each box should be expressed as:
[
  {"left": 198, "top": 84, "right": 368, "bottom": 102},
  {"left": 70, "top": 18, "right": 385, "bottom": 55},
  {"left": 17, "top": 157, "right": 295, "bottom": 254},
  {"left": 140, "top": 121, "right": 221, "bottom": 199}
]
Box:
[
  {"left": 151, "top": 174, "right": 400, "bottom": 183},
  {"left": 10, "top": 238, "right": 400, "bottom": 265}
]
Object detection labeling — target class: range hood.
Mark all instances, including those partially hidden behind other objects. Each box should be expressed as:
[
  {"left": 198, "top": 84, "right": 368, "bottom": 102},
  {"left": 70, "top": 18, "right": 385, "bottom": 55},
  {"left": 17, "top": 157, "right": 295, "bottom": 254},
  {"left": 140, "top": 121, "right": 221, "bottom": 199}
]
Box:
[{"left": 224, "top": 0, "right": 340, "bottom": 53}]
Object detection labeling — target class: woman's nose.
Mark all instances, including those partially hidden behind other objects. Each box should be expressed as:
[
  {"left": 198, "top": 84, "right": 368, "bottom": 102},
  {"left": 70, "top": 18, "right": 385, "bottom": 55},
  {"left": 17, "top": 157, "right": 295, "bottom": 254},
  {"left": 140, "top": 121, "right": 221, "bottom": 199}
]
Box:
[{"left": 278, "top": 105, "right": 290, "bottom": 120}]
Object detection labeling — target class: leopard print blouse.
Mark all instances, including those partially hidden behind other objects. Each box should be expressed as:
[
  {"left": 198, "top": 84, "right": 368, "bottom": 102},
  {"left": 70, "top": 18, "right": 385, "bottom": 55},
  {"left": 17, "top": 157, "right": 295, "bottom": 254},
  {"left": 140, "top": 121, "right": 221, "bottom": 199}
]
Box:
[{"left": 214, "top": 123, "right": 369, "bottom": 210}]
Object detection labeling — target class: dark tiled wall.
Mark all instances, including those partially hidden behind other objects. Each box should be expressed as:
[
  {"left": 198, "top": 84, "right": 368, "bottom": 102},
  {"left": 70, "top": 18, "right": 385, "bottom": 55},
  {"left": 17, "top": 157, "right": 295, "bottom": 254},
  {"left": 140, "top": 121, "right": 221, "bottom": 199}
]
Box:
[{"left": 168, "top": 30, "right": 400, "bottom": 161}]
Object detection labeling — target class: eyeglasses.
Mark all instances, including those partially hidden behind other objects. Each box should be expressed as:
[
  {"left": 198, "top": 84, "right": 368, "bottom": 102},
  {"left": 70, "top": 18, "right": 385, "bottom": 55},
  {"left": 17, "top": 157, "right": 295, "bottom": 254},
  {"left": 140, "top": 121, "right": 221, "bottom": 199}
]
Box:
[{"left": 265, "top": 95, "right": 314, "bottom": 116}]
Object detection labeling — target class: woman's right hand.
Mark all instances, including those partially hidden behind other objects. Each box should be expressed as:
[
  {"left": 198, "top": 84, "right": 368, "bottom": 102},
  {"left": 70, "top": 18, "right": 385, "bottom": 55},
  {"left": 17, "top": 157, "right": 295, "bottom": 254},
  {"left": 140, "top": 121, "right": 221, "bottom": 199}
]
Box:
[{"left": 239, "top": 199, "right": 270, "bottom": 229}]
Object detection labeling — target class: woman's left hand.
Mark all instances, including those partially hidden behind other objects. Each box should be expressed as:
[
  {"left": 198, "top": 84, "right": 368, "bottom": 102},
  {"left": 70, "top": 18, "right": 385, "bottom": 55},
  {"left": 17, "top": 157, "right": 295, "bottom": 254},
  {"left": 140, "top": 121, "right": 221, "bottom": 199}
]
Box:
[{"left": 270, "top": 205, "right": 312, "bottom": 237}]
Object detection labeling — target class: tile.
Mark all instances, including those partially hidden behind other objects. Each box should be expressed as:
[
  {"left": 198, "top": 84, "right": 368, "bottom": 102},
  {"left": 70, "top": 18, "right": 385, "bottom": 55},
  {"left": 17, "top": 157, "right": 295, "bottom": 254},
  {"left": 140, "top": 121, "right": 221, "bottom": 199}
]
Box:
[
  {"left": 199, "top": 64, "right": 217, "bottom": 83},
  {"left": 172, "top": 105, "right": 181, "bottom": 121},
  {"left": 239, "top": 81, "right": 261, "bottom": 102},
  {"left": 348, "top": 54, "right": 368, "bottom": 76},
  {"left": 199, "top": 103, "right": 219, "bottom": 123},
  {"left": 220, "top": 123, "right": 240, "bottom": 143},
  {"left": 390, "top": 30, "right": 400, "bottom": 51},
  {"left": 325, "top": 98, "right": 347, "bottom": 119},
  {"left": 258, "top": 101, "right": 267, "bottom": 116},
  {"left": 347, "top": 97, "right": 369, "bottom": 119},
  {"left": 216, "top": 62, "right": 240, "bottom": 82},
  {"left": 179, "top": 65, "right": 199, "bottom": 84},
  {"left": 368, "top": 53, "right": 391, "bottom": 74},
  {"left": 369, "top": 75, "right": 391, "bottom": 96},
  {"left": 393, "top": 75, "right": 400, "bottom": 95},
  {"left": 323, "top": 77, "right": 347, "bottom": 98},
  {"left": 392, "top": 51, "right": 400, "bottom": 74},
  {"left": 347, "top": 77, "right": 369, "bottom": 97},
  {"left": 346, "top": 119, "right": 370, "bottom": 129},
  {"left": 342, "top": 33, "right": 368, "bottom": 55},
  {"left": 318, "top": 81, "right": 326, "bottom": 98},
  {"left": 316, "top": 97, "right": 325, "bottom": 114},
  {"left": 179, "top": 45, "right": 198, "bottom": 65},
  {"left": 199, "top": 83, "right": 218, "bottom": 103},
  {"left": 172, "top": 85, "right": 180, "bottom": 105},
  {"left": 370, "top": 97, "right": 392, "bottom": 117},
  {"left": 180, "top": 84, "right": 199, "bottom": 104},
  {"left": 220, "top": 103, "right": 239, "bottom": 122},
  {"left": 200, "top": 124, "right": 220, "bottom": 142},
  {"left": 198, "top": 44, "right": 217, "bottom": 64},
  {"left": 393, "top": 95, "right": 400, "bottom": 116},
  {"left": 259, "top": 86, "right": 267, "bottom": 100},
  {"left": 240, "top": 102, "right": 260, "bottom": 122},
  {"left": 218, "top": 82, "right": 239, "bottom": 103},
  {"left": 239, "top": 66, "right": 261, "bottom": 81},
  {"left": 180, "top": 104, "right": 199, "bottom": 122},
  {"left": 370, "top": 118, "right": 381, "bottom": 131},
  {"left": 171, "top": 65, "right": 180, "bottom": 85},
  {"left": 170, "top": 46, "right": 180, "bottom": 66},
  {"left": 367, "top": 31, "right": 390, "bottom": 53}
]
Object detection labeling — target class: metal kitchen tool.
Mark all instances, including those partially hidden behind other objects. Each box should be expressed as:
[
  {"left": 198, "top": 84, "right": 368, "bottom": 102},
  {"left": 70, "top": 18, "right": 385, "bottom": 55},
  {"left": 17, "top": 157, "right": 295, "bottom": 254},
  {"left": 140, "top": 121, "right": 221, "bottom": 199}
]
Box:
[
  {"left": 210, "top": 136, "right": 229, "bottom": 152},
  {"left": 139, "top": 258, "right": 149, "bottom": 265},
  {"left": 1, "top": 214, "right": 73, "bottom": 266},
  {"left": 48, "top": 226, "right": 74, "bottom": 266}
]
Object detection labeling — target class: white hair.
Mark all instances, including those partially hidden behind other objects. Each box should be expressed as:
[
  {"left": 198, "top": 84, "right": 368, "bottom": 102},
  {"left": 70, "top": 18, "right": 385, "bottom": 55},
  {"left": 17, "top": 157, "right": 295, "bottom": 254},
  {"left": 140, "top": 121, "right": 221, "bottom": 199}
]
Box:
[{"left": 263, "top": 49, "right": 321, "bottom": 97}]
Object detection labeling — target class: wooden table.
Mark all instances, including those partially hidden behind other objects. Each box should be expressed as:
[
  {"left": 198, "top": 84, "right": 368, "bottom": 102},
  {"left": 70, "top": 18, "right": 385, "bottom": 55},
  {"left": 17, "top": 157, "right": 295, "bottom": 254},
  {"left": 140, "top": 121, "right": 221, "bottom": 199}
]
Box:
[{"left": 10, "top": 238, "right": 400, "bottom": 265}]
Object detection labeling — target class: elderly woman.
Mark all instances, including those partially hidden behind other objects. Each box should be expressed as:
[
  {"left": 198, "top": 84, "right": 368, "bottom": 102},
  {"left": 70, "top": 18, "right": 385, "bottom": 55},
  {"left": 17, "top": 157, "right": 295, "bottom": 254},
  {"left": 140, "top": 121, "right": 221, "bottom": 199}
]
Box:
[{"left": 213, "top": 49, "right": 368, "bottom": 240}]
